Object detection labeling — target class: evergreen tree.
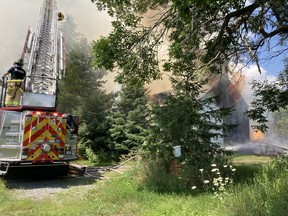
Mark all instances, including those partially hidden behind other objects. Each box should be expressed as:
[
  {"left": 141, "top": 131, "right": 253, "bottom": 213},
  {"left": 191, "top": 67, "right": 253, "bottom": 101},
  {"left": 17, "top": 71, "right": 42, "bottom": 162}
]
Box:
[
  {"left": 57, "top": 24, "right": 115, "bottom": 161},
  {"left": 57, "top": 37, "right": 107, "bottom": 114},
  {"left": 59, "top": 14, "right": 82, "bottom": 52},
  {"left": 148, "top": 74, "right": 232, "bottom": 164},
  {"left": 78, "top": 89, "right": 115, "bottom": 162},
  {"left": 107, "top": 84, "right": 151, "bottom": 161},
  {"left": 141, "top": 49, "right": 233, "bottom": 190}
]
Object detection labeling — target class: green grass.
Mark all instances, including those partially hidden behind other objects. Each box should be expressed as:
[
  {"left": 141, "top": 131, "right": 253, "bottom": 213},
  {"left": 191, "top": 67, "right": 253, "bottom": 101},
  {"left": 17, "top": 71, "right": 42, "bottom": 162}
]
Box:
[
  {"left": 0, "top": 155, "right": 285, "bottom": 216},
  {"left": 230, "top": 155, "right": 272, "bottom": 184},
  {"left": 224, "top": 157, "right": 288, "bottom": 216},
  {"left": 72, "top": 159, "right": 117, "bottom": 167},
  {"left": 0, "top": 175, "right": 226, "bottom": 216},
  {"left": 0, "top": 168, "right": 227, "bottom": 216},
  {"left": 230, "top": 155, "right": 272, "bottom": 164}
]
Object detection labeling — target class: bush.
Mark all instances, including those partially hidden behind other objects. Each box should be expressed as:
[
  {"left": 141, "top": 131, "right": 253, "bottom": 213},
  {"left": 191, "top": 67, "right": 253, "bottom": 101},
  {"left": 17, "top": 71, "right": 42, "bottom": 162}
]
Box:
[
  {"left": 138, "top": 153, "right": 235, "bottom": 194},
  {"left": 138, "top": 157, "right": 187, "bottom": 193},
  {"left": 85, "top": 148, "right": 100, "bottom": 164}
]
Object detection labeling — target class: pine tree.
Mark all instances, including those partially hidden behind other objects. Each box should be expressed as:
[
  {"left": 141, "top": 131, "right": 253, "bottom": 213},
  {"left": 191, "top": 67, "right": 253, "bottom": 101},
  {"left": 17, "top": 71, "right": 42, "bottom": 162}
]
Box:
[
  {"left": 107, "top": 84, "right": 151, "bottom": 160},
  {"left": 57, "top": 33, "right": 114, "bottom": 162},
  {"left": 57, "top": 37, "right": 107, "bottom": 114}
]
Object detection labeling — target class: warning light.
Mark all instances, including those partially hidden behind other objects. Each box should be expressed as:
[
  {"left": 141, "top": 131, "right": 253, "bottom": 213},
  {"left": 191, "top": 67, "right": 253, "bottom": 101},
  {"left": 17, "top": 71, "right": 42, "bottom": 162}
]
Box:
[{"left": 52, "top": 112, "right": 58, "bottom": 117}]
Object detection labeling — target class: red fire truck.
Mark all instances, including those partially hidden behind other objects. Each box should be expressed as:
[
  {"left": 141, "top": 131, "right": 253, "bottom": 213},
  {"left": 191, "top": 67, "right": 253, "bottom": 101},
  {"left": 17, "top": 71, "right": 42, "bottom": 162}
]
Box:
[{"left": 0, "top": 0, "right": 78, "bottom": 177}]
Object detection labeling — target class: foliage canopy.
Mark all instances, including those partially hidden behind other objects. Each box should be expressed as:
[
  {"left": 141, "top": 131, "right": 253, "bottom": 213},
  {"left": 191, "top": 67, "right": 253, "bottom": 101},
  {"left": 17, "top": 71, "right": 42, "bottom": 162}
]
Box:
[
  {"left": 91, "top": 0, "right": 288, "bottom": 131},
  {"left": 92, "top": 0, "right": 288, "bottom": 81}
]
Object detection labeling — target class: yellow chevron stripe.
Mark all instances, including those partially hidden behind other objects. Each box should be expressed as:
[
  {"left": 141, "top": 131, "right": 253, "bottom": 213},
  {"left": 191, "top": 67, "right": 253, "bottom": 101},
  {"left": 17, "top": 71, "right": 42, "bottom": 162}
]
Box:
[
  {"left": 27, "top": 148, "right": 41, "bottom": 160},
  {"left": 24, "top": 116, "right": 47, "bottom": 145},
  {"left": 24, "top": 115, "right": 66, "bottom": 161}
]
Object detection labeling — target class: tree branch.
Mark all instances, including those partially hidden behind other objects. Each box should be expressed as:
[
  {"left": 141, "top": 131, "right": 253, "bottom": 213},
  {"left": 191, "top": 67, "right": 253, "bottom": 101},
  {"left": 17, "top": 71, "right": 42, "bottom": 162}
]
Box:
[
  {"left": 259, "top": 26, "right": 288, "bottom": 38},
  {"left": 212, "top": 2, "right": 261, "bottom": 48}
]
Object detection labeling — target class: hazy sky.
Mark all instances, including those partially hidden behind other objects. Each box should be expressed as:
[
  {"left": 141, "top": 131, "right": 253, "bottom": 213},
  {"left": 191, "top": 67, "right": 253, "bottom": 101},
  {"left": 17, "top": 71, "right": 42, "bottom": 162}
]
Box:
[{"left": 0, "top": 0, "right": 112, "bottom": 74}]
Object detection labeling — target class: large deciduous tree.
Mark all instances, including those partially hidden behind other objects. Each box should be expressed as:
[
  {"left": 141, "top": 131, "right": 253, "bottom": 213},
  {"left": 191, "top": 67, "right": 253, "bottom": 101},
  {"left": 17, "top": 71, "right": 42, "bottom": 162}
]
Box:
[
  {"left": 91, "top": 0, "right": 255, "bottom": 191},
  {"left": 91, "top": 0, "right": 288, "bottom": 131},
  {"left": 92, "top": 0, "right": 288, "bottom": 81},
  {"left": 247, "top": 67, "right": 288, "bottom": 131}
]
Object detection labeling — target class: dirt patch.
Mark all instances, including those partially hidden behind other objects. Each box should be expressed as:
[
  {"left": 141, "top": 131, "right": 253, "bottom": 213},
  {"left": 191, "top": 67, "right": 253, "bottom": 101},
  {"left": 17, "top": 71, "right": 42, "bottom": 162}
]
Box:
[
  {"left": 3, "top": 164, "right": 132, "bottom": 200},
  {"left": 4, "top": 176, "right": 97, "bottom": 200}
]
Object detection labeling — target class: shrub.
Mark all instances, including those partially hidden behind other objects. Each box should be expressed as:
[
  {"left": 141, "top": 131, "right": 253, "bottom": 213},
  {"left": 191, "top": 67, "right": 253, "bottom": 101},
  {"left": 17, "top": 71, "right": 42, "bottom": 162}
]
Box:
[
  {"left": 138, "top": 153, "right": 235, "bottom": 194},
  {"left": 85, "top": 148, "right": 100, "bottom": 164},
  {"left": 138, "top": 158, "right": 189, "bottom": 193}
]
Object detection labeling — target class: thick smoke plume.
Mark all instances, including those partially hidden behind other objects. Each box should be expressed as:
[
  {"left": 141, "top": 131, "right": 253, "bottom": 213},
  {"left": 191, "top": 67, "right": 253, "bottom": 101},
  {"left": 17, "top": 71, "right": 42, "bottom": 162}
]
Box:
[{"left": 0, "top": 0, "right": 111, "bottom": 83}]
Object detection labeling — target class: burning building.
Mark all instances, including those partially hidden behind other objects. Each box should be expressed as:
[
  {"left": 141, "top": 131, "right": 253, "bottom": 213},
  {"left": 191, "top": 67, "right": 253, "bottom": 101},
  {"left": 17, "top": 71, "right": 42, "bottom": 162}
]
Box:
[
  {"left": 151, "top": 73, "right": 250, "bottom": 146},
  {"left": 205, "top": 74, "right": 250, "bottom": 145}
]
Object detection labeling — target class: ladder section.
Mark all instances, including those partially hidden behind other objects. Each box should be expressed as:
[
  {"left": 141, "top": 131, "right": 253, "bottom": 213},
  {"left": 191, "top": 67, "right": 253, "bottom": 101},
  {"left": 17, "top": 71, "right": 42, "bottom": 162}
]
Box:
[{"left": 27, "top": 0, "right": 59, "bottom": 95}]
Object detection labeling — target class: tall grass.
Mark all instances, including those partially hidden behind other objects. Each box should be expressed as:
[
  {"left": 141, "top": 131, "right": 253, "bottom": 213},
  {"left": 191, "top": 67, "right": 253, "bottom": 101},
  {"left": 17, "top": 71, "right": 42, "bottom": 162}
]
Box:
[
  {"left": 136, "top": 158, "right": 187, "bottom": 193},
  {"left": 225, "top": 157, "right": 288, "bottom": 216}
]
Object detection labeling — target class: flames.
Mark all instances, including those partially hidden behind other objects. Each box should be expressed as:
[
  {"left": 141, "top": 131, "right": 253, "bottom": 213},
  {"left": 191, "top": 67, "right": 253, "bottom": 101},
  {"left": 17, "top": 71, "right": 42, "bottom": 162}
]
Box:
[{"left": 251, "top": 130, "right": 265, "bottom": 141}]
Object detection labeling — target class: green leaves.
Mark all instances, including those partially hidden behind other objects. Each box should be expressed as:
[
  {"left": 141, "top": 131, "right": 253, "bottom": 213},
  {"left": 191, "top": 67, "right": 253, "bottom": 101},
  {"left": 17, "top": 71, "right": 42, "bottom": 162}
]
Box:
[
  {"left": 247, "top": 69, "right": 288, "bottom": 132},
  {"left": 93, "top": 37, "right": 115, "bottom": 71},
  {"left": 89, "top": 0, "right": 288, "bottom": 184}
]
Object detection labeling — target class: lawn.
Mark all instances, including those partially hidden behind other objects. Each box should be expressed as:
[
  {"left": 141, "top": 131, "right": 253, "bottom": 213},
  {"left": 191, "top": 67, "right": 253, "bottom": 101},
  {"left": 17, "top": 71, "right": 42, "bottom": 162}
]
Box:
[{"left": 1, "top": 155, "right": 286, "bottom": 216}]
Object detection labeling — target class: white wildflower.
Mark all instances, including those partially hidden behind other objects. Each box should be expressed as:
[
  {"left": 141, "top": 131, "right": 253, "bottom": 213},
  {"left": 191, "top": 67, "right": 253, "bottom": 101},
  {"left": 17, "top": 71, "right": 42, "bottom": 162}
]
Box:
[
  {"left": 219, "top": 186, "right": 225, "bottom": 191},
  {"left": 192, "top": 186, "right": 197, "bottom": 190},
  {"left": 199, "top": 169, "right": 204, "bottom": 172},
  {"left": 211, "top": 164, "right": 217, "bottom": 167},
  {"left": 203, "top": 180, "right": 210, "bottom": 184}
]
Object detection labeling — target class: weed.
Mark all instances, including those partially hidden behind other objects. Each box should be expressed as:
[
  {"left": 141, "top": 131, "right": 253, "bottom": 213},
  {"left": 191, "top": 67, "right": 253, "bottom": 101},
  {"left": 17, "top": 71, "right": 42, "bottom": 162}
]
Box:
[{"left": 226, "top": 157, "right": 288, "bottom": 216}]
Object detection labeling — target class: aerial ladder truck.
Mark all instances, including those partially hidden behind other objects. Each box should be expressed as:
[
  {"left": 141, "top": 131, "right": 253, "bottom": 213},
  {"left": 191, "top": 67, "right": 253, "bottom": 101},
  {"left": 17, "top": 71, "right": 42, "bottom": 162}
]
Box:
[{"left": 0, "top": 0, "right": 78, "bottom": 177}]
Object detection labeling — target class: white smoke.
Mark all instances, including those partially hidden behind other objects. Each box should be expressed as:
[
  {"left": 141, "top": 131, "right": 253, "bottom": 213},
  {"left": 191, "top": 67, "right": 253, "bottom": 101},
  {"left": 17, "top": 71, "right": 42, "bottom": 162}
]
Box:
[
  {"left": 240, "top": 64, "right": 277, "bottom": 105},
  {"left": 0, "top": 0, "right": 112, "bottom": 78},
  {"left": 226, "top": 63, "right": 288, "bottom": 154}
]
